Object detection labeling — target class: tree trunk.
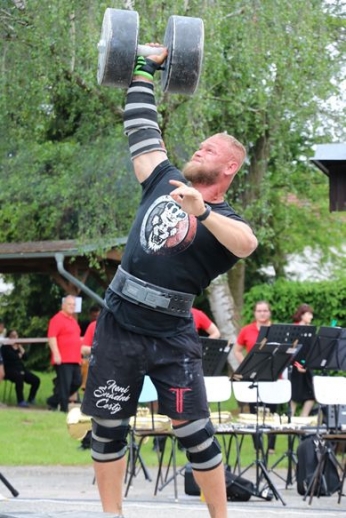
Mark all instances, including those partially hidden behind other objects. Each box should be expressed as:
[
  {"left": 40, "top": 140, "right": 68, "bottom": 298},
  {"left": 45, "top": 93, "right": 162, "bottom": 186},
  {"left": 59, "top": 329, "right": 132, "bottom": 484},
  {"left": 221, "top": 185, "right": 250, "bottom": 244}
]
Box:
[{"left": 208, "top": 274, "right": 240, "bottom": 372}]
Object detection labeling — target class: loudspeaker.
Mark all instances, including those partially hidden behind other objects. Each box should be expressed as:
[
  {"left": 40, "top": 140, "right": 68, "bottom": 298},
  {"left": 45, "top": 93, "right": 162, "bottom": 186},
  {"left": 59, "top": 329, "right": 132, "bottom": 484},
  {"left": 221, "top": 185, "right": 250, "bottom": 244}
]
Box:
[{"left": 326, "top": 404, "right": 346, "bottom": 428}]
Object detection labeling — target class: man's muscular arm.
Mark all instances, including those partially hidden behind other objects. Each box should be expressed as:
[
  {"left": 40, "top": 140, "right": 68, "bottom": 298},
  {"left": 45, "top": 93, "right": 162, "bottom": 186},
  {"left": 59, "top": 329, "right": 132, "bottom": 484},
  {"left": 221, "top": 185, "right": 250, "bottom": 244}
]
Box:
[
  {"left": 123, "top": 47, "right": 169, "bottom": 184},
  {"left": 169, "top": 180, "right": 258, "bottom": 258}
]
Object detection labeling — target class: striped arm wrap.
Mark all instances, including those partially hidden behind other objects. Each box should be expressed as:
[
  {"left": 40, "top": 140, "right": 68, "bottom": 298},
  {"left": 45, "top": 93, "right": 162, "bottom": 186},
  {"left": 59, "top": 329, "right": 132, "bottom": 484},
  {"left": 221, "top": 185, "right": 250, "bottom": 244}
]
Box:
[{"left": 123, "top": 81, "right": 167, "bottom": 159}]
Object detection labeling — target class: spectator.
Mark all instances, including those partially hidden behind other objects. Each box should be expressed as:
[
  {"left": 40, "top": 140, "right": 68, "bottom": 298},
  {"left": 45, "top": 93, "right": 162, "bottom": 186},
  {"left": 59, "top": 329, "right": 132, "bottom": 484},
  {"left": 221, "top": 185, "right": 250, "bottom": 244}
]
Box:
[
  {"left": 80, "top": 304, "right": 101, "bottom": 336},
  {"left": 0, "top": 346, "right": 5, "bottom": 407},
  {"left": 191, "top": 307, "right": 221, "bottom": 338},
  {"left": 233, "top": 301, "right": 277, "bottom": 453},
  {"left": 0, "top": 318, "right": 7, "bottom": 338},
  {"left": 290, "top": 303, "right": 315, "bottom": 417},
  {"left": 1, "top": 329, "right": 40, "bottom": 407},
  {"left": 47, "top": 295, "right": 82, "bottom": 412},
  {"left": 0, "top": 319, "right": 7, "bottom": 403},
  {"left": 80, "top": 320, "right": 96, "bottom": 391}
]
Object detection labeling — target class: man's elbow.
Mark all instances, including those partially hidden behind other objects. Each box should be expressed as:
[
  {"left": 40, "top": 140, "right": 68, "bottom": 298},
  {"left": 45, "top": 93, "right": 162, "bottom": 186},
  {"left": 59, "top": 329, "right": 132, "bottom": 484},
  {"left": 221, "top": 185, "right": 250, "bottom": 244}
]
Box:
[{"left": 237, "top": 234, "right": 258, "bottom": 259}]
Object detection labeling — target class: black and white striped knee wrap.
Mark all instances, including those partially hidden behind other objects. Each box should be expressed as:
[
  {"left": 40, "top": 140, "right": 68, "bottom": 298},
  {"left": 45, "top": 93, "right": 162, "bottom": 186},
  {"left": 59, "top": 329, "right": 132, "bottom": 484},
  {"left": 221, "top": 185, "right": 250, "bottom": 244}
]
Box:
[
  {"left": 123, "top": 81, "right": 167, "bottom": 160},
  {"left": 91, "top": 416, "right": 130, "bottom": 463},
  {"left": 173, "top": 418, "right": 222, "bottom": 472}
]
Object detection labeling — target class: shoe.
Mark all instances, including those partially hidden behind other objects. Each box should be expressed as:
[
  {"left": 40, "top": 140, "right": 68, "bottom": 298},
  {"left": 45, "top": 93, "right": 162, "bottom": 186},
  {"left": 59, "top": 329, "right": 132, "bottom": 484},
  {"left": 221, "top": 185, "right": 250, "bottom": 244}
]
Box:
[
  {"left": 28, "top": 399, "right": 36, "bottom": 405},
  {"left": 267, "top": 449, "right": 275, "bottom": 455},
  {"left": 18, "top": 401, "right": 30, "bottom": 408}
]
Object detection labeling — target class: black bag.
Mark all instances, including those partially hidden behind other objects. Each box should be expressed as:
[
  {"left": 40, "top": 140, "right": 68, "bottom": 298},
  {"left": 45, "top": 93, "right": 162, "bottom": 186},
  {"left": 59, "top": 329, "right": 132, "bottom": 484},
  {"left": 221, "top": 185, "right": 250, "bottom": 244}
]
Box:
[
  {"left": 225, "top": 469, "right": 254, "bottom": 501},
  {"left": 184, "top": 463, "right": 200, "bottom": 496},
  {"left": 184, "top": 464, "right": 254, "bottom": 501},
  {"left": 296, "top": 434, "right": 341, "bottom": 496}
]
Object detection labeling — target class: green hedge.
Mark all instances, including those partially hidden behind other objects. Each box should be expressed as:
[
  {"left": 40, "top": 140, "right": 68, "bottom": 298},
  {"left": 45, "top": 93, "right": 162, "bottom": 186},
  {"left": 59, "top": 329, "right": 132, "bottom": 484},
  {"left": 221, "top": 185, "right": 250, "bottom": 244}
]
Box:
[{"left": 243, "top": 279, "right": 346, "bottom": 328}]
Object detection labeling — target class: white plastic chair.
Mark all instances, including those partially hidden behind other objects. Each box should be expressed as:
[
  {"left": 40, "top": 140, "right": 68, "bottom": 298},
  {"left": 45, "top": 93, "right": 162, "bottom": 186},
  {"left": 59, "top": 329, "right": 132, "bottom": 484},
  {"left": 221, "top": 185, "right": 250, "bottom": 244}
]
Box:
[
  {"left": 126, "top": 376, "right": 172, "bottom": 497},
  {"left": 306, "top": 376, "right": 346, "bottom": 504},
  {"left": 313, "top": 375, "right": 346, "bottom": 407},
  {"left": 258, "top": 379, "right": 292, "bottom": 406},
  {"left": 204, "top": 376, "right": 232, "bottom": 425}
]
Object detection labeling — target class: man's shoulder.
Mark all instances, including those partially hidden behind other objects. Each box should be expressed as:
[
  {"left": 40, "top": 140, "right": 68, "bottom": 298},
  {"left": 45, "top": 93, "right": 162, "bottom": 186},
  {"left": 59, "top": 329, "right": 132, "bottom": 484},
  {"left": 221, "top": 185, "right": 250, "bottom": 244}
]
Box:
[{"left": 143, "top": 159, "right": 185, "bottom": 187}]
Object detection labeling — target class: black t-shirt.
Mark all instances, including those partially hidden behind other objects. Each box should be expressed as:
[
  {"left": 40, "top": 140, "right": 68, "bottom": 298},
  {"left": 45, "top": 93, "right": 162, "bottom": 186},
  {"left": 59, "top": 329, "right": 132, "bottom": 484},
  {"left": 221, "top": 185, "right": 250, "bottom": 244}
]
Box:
[{"left": 106, "top": 160, "right": 248, "bottom": 337}]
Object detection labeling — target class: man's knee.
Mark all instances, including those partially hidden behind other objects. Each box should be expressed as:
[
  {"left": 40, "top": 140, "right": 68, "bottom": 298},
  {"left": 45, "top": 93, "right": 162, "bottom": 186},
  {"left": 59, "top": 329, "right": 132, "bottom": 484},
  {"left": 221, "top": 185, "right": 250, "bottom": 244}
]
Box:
[
  {"left": 91, "top": 417, "right": 130, "bottom": 463},
  {"left": 173, "top": 418, "right": 222, "bottom": 471}
]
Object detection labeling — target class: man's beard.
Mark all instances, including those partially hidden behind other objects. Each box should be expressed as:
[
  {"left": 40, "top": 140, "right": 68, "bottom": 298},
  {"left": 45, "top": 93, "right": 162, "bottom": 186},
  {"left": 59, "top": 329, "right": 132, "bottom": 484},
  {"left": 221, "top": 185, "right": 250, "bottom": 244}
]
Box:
[{"left": 182, "top": 161, "right": 220, "bottom": 186}]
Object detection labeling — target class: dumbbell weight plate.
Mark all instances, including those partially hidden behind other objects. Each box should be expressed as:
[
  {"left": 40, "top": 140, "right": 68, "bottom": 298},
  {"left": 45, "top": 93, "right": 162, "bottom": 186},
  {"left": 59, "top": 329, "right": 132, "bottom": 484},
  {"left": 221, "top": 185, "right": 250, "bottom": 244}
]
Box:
[
  {"left": 97, "top": 8, "right": 139, "bottom": 87},
  {"left": 162, "top": 15, "right": 204, "bottom": 95}
]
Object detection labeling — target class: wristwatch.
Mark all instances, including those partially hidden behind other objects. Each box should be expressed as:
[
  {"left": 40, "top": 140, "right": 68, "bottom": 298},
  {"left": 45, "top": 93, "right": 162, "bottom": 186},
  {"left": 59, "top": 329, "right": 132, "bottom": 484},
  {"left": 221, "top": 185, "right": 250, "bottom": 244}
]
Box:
[{"left": 196, "top": 204, "right": 211, "bottom": 222}]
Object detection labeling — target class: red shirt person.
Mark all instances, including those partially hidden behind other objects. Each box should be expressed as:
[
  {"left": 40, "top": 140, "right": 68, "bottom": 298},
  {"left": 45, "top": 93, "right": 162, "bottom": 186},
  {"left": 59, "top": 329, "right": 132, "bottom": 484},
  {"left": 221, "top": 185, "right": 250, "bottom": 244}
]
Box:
[
  {"left": 191, "top": 308, "right": 221, "bottom": 339},
  {"left": 233, "top": 300, "right": 276, "bottom": 452},
  {"left": 80, "top": 320, "right": 97, "bottom": 391},
  {"left": 233, "top": 301, "right": 271, "bottom": 364},
  {"left": 47, "top": 295, "right": 82, "bottom": 412}
]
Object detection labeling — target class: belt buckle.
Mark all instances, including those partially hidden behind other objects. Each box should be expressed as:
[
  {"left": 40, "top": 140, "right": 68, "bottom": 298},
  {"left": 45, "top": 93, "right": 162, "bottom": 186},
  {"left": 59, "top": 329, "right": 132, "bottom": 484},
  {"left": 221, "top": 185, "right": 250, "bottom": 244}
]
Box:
[{"left": 122, "top": 279, "right": 170, "bottom": 309}]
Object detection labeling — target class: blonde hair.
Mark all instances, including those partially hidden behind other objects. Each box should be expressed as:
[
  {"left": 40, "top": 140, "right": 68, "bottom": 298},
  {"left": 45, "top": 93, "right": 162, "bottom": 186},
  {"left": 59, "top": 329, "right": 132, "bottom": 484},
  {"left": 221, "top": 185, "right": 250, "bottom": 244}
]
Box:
[{"left": 215, "top": 132, "right": 247, "bottom": 172}]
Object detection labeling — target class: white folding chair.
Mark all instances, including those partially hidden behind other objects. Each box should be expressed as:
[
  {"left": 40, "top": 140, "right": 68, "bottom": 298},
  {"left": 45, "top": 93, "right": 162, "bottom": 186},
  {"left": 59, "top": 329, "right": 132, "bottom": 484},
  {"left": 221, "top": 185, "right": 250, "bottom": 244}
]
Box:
[
  {"left": 258, "top": 379, "right": 292, "bottom": 406},
  {"left": 232, "top": 380, "right": 287, "bottom": 505},
  {"left": 125, "top": 376, "right": 173, "bottom": 497},
  {"left": 257, "top": 380, "right": 299, "bottom": 487},
  {"left": 303, "top": 376, "right": 346, "bottom": 504},
  {"left": 204, "top": 376, "right": 232, "bottom": 425}
]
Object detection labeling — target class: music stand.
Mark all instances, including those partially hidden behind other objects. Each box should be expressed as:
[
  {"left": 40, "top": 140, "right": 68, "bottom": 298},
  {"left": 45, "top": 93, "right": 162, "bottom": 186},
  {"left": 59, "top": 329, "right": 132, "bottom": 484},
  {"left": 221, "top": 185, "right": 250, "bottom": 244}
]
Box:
[
  {"left": 305, "top": 326, "right": 344, "bottom": 371},
  {"left": 201, "top": 338, "right": 231, "bottom": 376},
  {"left": 258, "top": 323, "right": 316, "bottom": 365},
  {"left": 257, "top": 324, "right": 316, "bottom": 486},
  {"left": 232, "top": 337, "right": 301, "bottom": 506}
]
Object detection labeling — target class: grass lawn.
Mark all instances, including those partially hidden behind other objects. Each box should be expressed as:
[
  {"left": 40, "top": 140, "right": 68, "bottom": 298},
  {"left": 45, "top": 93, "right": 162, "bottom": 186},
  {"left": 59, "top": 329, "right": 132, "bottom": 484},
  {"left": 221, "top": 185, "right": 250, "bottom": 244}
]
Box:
[{"left": 0, "top": 370, "right": 293, "bottom": 469}]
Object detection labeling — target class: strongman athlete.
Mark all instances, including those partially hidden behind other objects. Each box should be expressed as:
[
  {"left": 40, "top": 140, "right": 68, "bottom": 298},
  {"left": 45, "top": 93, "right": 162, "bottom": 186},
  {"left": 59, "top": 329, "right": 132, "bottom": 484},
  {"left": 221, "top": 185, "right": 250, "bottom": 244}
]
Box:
[{"left": 82, "top": 46, "right": 258, "bottom": 518}]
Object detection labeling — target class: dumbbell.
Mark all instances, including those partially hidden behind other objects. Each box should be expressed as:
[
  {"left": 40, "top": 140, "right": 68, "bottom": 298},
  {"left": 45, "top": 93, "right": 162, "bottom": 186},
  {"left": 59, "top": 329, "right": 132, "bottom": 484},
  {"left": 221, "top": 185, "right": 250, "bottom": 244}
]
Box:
[{"left": 97, "top": 8, "right": 204, "bottom": 95}]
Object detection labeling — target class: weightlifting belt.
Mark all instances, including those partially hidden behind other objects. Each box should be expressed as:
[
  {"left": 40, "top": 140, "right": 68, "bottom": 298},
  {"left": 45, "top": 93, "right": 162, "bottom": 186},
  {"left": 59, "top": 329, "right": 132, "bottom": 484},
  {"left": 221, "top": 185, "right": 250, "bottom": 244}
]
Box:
[{"left": 109, "top": 266, "right": 194, "bottom": 317}]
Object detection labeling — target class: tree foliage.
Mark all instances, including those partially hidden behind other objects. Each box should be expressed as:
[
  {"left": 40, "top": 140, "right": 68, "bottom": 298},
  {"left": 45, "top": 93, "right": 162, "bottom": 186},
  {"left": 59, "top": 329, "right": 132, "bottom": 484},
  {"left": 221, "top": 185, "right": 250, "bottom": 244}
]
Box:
[
  {"left": 242, "top": 276, "right": 346, "bottom": 329},
  {"left": 0, "top": 0, "right": 346, "bottom": 345}
]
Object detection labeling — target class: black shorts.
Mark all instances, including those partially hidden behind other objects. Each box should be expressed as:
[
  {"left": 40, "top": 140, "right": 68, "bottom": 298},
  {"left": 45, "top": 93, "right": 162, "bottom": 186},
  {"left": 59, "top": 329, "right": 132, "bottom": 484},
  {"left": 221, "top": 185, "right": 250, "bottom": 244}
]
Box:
[{"left": 81, "top": 309, "right": 209, "bottom": 421}]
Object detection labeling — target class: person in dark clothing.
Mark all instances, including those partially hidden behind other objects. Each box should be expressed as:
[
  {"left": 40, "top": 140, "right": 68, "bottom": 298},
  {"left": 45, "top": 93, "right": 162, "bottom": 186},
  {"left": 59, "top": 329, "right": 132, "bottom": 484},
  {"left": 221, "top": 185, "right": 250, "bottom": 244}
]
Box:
[
  {"left": 2, "top": 329, "right": 40, "bottom": 407},
  {"left": 81, "top": 45, "right": 257, "bottom": 518}
]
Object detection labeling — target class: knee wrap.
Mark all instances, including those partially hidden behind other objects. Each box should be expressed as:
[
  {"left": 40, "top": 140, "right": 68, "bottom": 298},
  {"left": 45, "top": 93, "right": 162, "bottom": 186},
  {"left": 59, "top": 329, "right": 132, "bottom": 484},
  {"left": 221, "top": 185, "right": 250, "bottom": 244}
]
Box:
[
  {"left": 91, "top": 417, "right": 130, "bottom": 463},
  {"left": 123, "top": 82, "right": 167, "bottom": 160},
  {"left": 173, "top": 418, "right": 222, "bottom": 471}
]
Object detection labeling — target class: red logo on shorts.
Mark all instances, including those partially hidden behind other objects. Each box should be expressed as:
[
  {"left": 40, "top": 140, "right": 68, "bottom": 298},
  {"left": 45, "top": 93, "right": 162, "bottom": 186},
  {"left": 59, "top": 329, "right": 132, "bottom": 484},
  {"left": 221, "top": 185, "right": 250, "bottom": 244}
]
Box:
[{"left": 169, "top": 387, "right": 191, "bottom": 413}]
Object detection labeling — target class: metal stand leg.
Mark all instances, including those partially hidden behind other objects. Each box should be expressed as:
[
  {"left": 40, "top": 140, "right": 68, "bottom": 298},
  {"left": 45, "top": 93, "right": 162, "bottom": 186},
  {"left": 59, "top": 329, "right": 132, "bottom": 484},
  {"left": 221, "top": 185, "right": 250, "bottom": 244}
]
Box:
[
  {"left": 239, "top": 431, "right": 286, "bottom": 506},
  {"left": 0, "top": 472, "right": 19, "bottom": 497},
  {"left": 125, "top": 434, "right": 152, "bottom": 497},
  {"left": 269, "top": 434, "right": 298, "bottom": 487}
]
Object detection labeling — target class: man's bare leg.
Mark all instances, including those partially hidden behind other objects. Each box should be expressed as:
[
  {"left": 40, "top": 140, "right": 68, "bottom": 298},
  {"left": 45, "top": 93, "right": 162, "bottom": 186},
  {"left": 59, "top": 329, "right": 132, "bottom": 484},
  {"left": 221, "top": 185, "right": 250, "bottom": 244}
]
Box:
[
  {"left": 193, "top": 463, "right": 228, "bottom": 518},
  {"left": 93, "top": 456, "right": 126, "bottom": 514}
]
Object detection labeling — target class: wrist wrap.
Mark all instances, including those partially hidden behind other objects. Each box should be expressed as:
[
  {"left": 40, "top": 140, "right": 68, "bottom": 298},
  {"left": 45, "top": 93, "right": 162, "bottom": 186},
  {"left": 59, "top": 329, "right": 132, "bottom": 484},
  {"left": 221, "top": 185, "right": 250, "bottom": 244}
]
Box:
[{"left": 133, "top": 56, "right": 162, "bottom": 81}]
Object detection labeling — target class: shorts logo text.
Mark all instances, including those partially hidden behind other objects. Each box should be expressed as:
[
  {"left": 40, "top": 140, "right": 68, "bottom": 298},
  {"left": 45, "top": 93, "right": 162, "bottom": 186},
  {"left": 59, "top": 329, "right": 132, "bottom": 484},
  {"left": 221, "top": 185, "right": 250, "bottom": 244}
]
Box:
[{"left": 94, "top": 380, "right": 131, "bottom": 415}]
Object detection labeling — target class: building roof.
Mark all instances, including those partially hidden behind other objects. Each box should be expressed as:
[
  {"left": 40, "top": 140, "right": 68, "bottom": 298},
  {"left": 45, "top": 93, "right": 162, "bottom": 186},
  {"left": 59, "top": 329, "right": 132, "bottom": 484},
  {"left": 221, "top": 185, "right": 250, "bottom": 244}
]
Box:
[{"left": 0, "top": 239, "right": 125, "bottom": 275}]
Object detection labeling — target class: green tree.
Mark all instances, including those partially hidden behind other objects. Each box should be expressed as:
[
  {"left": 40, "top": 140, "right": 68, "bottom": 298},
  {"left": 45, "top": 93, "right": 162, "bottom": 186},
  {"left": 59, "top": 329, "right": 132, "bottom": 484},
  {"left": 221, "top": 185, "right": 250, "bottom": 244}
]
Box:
[{"left": 1, "top": 0, "right": 346, "bottom": 341}]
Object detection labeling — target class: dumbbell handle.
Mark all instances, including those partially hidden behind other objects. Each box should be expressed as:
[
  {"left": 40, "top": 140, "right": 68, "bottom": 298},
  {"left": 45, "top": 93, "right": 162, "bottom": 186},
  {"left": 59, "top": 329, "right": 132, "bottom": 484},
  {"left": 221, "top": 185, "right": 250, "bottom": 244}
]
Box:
[
  {"left": 137, "top": 44, "right": 166, "bottom": 57},
  {"left": 98, "top": 41, "right": 165, "bottom": 57}
]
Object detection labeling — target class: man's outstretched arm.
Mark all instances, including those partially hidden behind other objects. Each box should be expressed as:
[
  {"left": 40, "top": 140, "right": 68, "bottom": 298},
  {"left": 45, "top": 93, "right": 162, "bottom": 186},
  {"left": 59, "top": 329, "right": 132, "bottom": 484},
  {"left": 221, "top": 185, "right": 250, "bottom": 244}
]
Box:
[{"left": 123, "top": 47, "right": 169, "bottom": 183}]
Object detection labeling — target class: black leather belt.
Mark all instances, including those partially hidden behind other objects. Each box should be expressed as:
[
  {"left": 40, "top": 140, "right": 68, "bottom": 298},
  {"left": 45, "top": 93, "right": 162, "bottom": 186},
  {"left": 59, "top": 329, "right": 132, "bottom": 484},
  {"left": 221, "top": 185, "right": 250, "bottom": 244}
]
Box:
[{"left": 109, "top": 266, "right": 194, "bottom": 317}]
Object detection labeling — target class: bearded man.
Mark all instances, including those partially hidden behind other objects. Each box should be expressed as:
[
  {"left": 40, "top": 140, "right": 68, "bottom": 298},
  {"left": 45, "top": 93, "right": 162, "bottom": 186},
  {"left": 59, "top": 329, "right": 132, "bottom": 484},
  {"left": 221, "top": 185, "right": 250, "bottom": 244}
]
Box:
[{"left": 82, "top": 45, "right": 257, "bottom": 518}]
